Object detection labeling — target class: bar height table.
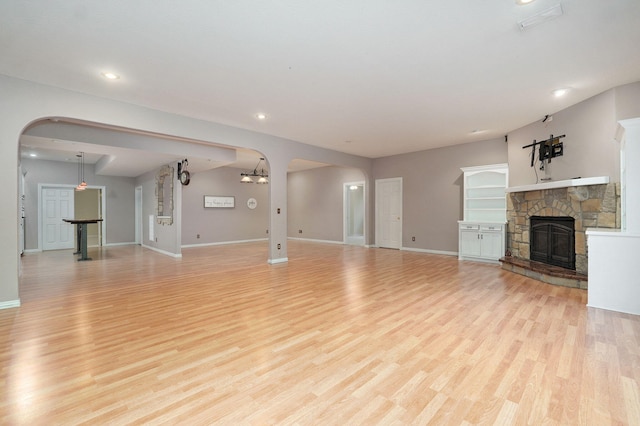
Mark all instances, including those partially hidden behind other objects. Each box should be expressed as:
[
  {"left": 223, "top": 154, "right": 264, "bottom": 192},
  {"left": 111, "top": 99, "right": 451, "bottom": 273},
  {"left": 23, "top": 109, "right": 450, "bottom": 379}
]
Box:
[{"left": 63, "top": 219, "right": 103, "bottom": 261}]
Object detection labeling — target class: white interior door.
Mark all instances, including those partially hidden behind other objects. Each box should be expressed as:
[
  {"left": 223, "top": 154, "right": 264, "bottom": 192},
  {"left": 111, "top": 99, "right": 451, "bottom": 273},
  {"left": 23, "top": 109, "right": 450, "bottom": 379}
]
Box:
[
  {"left": 42, "top": 186, "right": 75, "bottom": 250},
  {"left": 376, "top": 178, "right": 402, "bottom": 249}
]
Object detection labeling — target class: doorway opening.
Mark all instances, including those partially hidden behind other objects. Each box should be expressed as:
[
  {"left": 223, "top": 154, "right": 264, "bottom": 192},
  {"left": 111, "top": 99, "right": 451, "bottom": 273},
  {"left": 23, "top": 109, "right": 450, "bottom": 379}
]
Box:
[{"left": 344, "top": 181, "right": 365, "bottom": 246}]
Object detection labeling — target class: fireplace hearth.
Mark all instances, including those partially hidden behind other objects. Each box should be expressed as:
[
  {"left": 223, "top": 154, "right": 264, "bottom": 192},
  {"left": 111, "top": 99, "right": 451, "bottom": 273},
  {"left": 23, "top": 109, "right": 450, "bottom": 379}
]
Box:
[
  {"left": 530, "top": 216, "right": 575, "bottom": 270},
  {"left": 501, "top": 181, "right": 620, "bottom": 288}
]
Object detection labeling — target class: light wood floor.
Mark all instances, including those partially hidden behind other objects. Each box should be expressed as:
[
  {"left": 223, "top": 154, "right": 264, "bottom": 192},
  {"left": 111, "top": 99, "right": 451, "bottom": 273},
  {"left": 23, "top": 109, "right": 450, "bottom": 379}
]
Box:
[{"left": 2, "top": 241, "right": 639, "bottom": 425}]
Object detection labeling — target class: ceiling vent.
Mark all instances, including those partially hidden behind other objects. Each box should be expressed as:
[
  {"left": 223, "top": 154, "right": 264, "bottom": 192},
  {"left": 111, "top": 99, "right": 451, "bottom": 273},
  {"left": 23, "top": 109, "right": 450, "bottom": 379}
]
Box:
[{"left": 518, "top": 3, "right": 563, "bottom": 30}]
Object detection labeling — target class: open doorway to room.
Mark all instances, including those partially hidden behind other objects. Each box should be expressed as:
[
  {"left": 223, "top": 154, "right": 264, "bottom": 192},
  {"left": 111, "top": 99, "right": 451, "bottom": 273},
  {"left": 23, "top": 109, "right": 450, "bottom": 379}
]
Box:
[
  {"left": 288, "top": 163, "right": 366, "bottom": 245},
  {"left": 75, "top": 187, "right": 104, "bottom": 248},
  {"left": 344, "top": 181, "right": 365, "bottom": 246}
]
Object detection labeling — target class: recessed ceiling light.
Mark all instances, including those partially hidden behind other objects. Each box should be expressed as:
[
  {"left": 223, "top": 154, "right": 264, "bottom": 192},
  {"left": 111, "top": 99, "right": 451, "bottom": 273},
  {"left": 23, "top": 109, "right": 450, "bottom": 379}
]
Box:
[
  {"left": 255, "top": 113, "right": 267, "bottom": 120},
  {"left": 101, "top": 72, "right": 120, "bottom": 80},
  {"left": 516, "top": 0, "right": 536, "bottom": 5},
  {"left": 552, "top": 87, "right": 570, "bottom": 97},
  {"left": 29, "top": 153, "right": 37, "bottom": 157}
]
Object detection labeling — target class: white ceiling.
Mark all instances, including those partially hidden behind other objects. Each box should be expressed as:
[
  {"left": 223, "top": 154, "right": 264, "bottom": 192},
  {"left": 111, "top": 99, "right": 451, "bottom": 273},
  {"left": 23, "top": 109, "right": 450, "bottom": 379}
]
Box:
[{"left": 3, "top": 0, "right": 640, "bottom": 175}]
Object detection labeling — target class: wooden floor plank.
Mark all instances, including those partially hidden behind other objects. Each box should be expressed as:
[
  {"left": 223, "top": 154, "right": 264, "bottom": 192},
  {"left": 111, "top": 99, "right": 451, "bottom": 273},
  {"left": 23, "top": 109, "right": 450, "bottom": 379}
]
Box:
[{"left": 1, "top": 241, "right": 639, "bottom": 424}]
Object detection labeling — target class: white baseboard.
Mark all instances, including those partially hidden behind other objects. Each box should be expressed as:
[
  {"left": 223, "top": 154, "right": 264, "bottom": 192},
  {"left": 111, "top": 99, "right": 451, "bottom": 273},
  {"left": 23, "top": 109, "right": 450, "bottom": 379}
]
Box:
[
  {"left": 288, "top": 237, "right": 344, "bottom": 245},
  {"left": 141, "top": 244, "right": 182, "bottom": 258},
  {"left": 0, "top": 299, "right": 20, "bottom": 310},
  {"left": 401, "top": 247, "right": 458, "bottom": 257},
  {"left": 268, "top": 257, "right": 289, "bottom": 264},
  {"left": 104, "top": 242, "right": 137, "bottom": 247},
  {"left": 23, "top": 249, "right": 42, "bottom": 254},
  {"left": 181, "top": 238, "right": 268, "bottom": 249}
]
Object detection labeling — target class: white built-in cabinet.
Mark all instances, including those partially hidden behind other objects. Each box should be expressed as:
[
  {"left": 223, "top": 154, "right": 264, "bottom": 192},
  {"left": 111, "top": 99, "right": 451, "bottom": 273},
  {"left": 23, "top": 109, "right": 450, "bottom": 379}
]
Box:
[{"left": 458, "top": 164, "right": 508, "bottom": 263}]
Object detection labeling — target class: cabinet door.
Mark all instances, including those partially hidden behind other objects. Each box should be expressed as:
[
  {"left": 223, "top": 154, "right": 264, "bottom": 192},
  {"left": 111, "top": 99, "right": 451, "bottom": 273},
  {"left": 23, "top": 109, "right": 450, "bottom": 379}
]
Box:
[
  {"left": 480, "top": 231, "right": 503, "bottom": 260},
  {"left": 460, "top": 230, "right": 481, "bottom": 257}
]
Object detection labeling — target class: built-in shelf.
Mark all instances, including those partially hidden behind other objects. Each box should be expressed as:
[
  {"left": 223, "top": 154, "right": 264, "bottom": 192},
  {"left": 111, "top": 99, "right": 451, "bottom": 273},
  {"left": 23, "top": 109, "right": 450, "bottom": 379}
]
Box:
[
  {"left": 459, "top": 164, "right": 508, "bottom": 262},
  {"left": 506, "top": 176, "right": 609, "bottom": 193}
]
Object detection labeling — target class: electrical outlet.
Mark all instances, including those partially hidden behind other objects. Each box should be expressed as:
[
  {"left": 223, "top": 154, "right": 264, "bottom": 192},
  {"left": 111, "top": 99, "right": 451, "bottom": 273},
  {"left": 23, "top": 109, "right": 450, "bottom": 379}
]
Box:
[
  {"left": 266, "top": 229, "right": 269, "bottom": 234},
  {"left": 197, "top": 234, "right": 200, "bottom": 239},
  {"left": 298, "top": 229, "right": 302, "bottom": 234},
  {"left": 412, "top": 236, "right": 415, "bottom": 241},
  {"left": 277, "top": 243, "right": 281, "bottom": 249}
]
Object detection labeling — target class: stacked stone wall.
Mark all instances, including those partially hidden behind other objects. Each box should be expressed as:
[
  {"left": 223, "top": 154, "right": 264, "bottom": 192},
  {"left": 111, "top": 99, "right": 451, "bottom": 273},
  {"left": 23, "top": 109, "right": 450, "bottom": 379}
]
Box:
[{"left": 506, "top": 183, "right": 620, "bottom": 275}]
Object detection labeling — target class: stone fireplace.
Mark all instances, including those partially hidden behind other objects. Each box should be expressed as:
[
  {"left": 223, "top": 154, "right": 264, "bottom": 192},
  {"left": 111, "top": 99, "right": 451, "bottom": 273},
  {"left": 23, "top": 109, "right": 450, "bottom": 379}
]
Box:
[{"left": 501, "top": 178, "right": 620, "bottom": 288}]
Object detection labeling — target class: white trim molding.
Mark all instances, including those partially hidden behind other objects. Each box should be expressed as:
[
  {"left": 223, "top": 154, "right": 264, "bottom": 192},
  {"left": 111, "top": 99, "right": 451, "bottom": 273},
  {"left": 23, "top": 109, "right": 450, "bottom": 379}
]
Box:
[
  {"left": 506, "top": 176, "right": 609, "bottom": 193},
  {"left": 0, "top": 300, "right": 21, "bottom": 310},
  {"left": 288, "top": 237, "right": 344, "bottom": 245},
  {"left": 141, "top": 244, "right": 182, "bottom": 258},
  {"left": 402, "top": 247, "right": 458, "bottom": 257},
  {"left": 182, "top": 238, "right": 268, "bottom": 249}
]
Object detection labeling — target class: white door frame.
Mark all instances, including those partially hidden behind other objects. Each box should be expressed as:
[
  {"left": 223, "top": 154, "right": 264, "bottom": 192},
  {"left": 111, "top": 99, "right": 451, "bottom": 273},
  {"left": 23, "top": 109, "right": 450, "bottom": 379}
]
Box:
[
  {"left": 343, "top": 181, "right": 365, "bottom": 245},
  {"left": 375, "top": 177, "right": 403, "bottom": 249},
  {"left": 38, "top": 183, "right": 107, "bottom": 251}
]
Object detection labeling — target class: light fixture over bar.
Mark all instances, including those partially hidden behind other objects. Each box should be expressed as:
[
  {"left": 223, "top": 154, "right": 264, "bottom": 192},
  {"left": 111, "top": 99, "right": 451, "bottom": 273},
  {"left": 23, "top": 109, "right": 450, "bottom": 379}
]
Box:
[
  {"left": 240, "top": 157, "right": 269, "bottom": 184},
  {"left": 75, "top": 152, "right": 87, "bottom": 191}
]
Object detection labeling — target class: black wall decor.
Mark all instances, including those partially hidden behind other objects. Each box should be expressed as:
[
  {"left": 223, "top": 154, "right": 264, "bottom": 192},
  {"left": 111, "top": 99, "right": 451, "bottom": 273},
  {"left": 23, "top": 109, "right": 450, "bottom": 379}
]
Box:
[{"left": 523, "top": 134, "right": 565, "bottom": 167}]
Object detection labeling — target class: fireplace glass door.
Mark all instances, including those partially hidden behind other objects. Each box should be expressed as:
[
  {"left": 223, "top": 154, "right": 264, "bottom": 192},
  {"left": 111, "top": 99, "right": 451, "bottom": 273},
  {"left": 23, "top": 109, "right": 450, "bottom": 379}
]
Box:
[{"left": 530, "top": 216, "right": 575, "bottom": 270}]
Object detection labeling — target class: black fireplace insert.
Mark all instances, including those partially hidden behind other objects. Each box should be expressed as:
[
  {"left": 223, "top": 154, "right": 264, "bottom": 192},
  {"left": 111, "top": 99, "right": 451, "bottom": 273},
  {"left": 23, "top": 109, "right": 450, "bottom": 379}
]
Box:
[{"left": 530, "top": 216, "right": 575, "bottom": 270}]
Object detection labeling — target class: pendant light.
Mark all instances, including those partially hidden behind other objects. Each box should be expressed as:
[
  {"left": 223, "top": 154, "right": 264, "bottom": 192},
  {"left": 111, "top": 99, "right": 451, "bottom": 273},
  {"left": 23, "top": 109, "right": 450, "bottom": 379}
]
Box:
[
  {"left": 240, "top": 157, "right": 269, "bottom": 184},
  {"left": 76, "top": 152, "right": 87, "bottom": 191}
]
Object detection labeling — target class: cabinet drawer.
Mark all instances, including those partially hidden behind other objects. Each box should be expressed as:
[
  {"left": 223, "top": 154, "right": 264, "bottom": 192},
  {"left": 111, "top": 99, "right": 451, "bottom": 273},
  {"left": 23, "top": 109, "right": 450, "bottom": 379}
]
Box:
[
  {"left": 460, "top": 224, "right": 479, "bottom": 230},
  {"left": 480, "top": 225, "right": 502, "bottom": 232}
]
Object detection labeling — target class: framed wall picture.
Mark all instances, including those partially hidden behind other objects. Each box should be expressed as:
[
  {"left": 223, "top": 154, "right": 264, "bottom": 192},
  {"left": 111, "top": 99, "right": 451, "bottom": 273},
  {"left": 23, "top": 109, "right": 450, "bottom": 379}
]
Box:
[{"left": 204, "top": 195, "right": 235, "bottom": 208}]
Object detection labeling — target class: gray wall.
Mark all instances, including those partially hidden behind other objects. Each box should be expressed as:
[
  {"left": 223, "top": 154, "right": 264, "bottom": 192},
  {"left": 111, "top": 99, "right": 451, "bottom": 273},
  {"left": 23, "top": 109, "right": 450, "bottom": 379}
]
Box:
[
  {"left": 287, "top": 166, "right": 365, "bottom": 242},
  {"left": 1, "top": 75, "right": 373, "bottom": 304},
  {"left": 372, "top": 138, "right": 507, "bottom": 253},
  {"left": 21, "top": 158, "right": 135, "bottom": 249},
  {"left": 181, "top": 166, "right": 269, "bottom": 245},
  {"left": 507, "top": 88, "right": 620, "bottom": 187},
  {"left": 2, "top": 74, "right": 636, "bottom": 305},
  {"left": 137, "top": 166, "right": 181, "bottom": 255},
  {"left": 615, "top": 81, "right": 640, "bottom": 122}
]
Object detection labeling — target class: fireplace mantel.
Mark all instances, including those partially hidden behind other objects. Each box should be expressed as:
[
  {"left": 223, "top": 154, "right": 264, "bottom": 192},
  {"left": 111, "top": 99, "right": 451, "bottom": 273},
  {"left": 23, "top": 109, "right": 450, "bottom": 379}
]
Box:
[{"left": 505, "top": 176, "right": 609, "bottom": 193}]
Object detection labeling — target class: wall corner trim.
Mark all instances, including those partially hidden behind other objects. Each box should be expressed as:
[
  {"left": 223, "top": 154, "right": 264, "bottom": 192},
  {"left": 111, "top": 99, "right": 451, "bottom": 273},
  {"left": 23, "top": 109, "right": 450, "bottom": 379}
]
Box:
[{"left": 0, "top": 300, "right": 21, "bottom": 310}]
